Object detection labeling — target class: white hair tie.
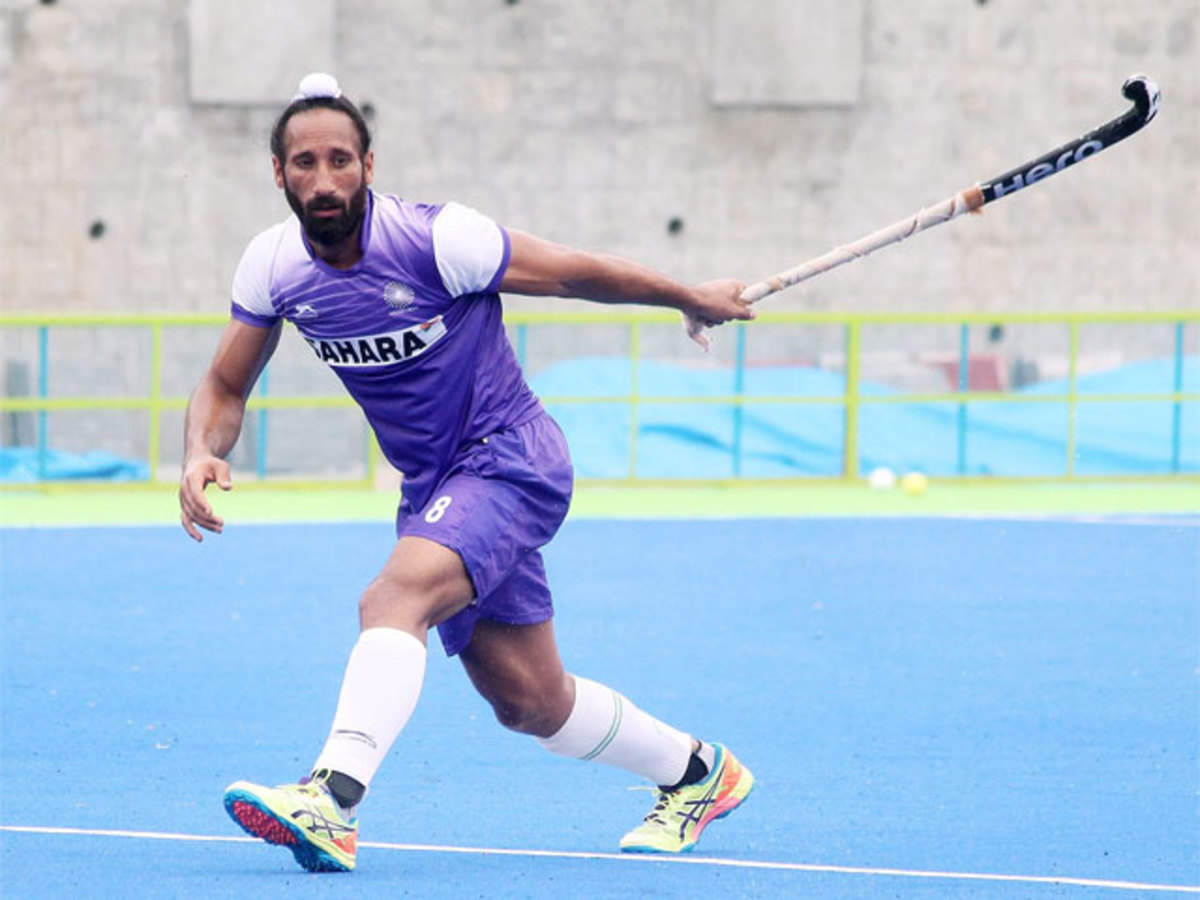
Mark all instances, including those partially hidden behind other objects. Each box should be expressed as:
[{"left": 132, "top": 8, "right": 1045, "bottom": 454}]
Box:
[{"left": 292, "top": 72, "right": 342, "bottom": 101}]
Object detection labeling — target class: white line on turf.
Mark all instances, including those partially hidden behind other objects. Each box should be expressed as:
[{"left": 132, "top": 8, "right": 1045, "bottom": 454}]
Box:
[
  {"left": 1, "top": 825, "right": 1197, "bottom": 894},
  {"left": 6, "top": 514, "right": 1198, "bottom": 531},
  {"left": 940, "top": 513, "right": 1200, "bottom": 526}
]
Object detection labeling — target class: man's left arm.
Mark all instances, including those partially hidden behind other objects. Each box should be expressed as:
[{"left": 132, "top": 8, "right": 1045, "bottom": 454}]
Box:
[{"left": 499, "top": 230, "right": 755, "bottom": 347}]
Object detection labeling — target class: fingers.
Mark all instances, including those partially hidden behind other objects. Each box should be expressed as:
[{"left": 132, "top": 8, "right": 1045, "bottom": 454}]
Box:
[
  {"left": 180, "top": 511, "right": 205, "bottom": 543},
  {"left": 695, "top": 280, "right": 757, "bottom": 322},
  {"left": 178, "top": 458, "right": 231, "bottom": 541},
  {"left": 681, "top": 279, "right": 757, "bottom": 350},
  {"left": 683, "top": 314, "right": 712, "bottom": 352},
  {"left": 180, "top": 488, "right": 224, "bottom": 538},
  {"left": 729, "top": 281, "right": 757, "bottom": 321}
]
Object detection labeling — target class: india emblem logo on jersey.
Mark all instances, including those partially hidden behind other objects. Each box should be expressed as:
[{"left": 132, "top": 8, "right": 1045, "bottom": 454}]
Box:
[{"left": 383, "top": 280, "right": 415, "bottom": 313}]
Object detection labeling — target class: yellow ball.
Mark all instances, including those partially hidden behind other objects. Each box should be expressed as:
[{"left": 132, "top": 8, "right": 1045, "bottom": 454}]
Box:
[{"left": 900, "top": 472, "right": 928, "bottom": 495}]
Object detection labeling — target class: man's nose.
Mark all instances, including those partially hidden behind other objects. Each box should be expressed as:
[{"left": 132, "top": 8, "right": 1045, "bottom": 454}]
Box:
[{"left": 313, "top": 162, "right": 337, "bottom": 194}]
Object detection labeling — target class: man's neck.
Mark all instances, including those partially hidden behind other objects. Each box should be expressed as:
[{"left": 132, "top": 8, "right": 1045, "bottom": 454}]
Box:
[{"left": 310, "top": 223, "right": 364, "bottom": 270}]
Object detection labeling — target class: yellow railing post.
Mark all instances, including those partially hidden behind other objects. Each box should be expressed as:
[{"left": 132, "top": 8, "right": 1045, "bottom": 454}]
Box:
[
  {"left": 365, "top": 428, "right": 380, "bottom": 489},
  {"left": 629, "top": 320, "right": 641, "bottom": 480},
  {"left": 148, "top": 322, "right": 163, "bottom": 484},
  {"left": 1066, "top": 321, "right": 1080, "bottom": 478},
  {"left": 842, "top": 320, "right": 862, "bottom": 480},
  {"left": 37, "top": 325, "right": 48, "bottom": 479}
]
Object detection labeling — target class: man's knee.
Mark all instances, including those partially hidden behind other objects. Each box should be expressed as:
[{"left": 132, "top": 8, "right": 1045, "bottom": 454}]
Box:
[
  {"left": 358, "top": 569, "right": 466, "bottom": 630},
  {"left": 488, "top": 678, "right": 573, "bottom": 737},
  {"left": 359, "top": 537, "right": 475, "bottom": 630},
  {"left": 358, "top": 572, "right": 410, "bottom": 625}
]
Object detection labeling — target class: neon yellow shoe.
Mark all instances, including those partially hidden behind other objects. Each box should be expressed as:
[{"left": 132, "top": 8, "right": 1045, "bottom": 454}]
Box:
[
  {"left": 223, "top": 773, "right": 358, "bottom": 872},
  {"left": 619, "top": 743, "right": 754, "bottom": 854}
]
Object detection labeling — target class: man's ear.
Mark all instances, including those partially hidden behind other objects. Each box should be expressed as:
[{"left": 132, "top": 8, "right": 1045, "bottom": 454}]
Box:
[
  {"left": 363, "top": 150, "right": 374, "bottom": 186},
  {"left": 272, "top": 156, "right": 285, "bottom": 189}
]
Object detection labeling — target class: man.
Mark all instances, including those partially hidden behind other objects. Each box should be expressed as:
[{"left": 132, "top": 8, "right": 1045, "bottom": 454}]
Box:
[{"left": 179, "top": 73, "right": 756, "bottom": 873}]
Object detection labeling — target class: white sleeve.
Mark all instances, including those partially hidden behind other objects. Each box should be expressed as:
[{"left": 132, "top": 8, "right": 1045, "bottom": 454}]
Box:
[
  {"left": 230, "top": 228, "right": 281, "bottom": 319},
  {"left": 431, "top": 202, "right": 508, "bottom": 297}
]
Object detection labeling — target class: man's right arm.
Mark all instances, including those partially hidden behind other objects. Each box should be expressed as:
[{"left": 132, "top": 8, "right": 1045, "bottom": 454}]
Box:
[{"left": 179, "top": 319, "right": 281, "bottom": 541}]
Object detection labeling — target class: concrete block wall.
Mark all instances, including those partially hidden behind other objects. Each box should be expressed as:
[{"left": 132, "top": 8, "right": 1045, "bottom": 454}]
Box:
[
  {"left": 2, "top": 0, "right": 1195, "bottom": 317},
  {"left": 1, "top": 0, "right": 1196, "bottom": 469}
]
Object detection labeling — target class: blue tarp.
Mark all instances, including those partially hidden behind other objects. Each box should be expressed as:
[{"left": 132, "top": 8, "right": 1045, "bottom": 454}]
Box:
[
  {"left": 530, "top": 356, "right": 1198, "bottom": 478},
  {"left": 0, "top": 448, "right": 149, "bottom": 482}
]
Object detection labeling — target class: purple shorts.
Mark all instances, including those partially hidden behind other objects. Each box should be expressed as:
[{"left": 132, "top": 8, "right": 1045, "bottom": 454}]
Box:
[{"left": 397, "top": 412, "right": 574, "bottom": 656}]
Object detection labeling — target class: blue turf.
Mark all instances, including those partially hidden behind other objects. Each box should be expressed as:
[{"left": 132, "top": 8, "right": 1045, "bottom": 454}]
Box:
[{"left": 2, "top": 518, "right": 1197, "bottom": 897}]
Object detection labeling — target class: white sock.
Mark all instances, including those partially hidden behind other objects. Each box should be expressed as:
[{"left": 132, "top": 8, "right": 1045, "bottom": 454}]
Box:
[
  {"left": 311, "top": 627, "right": 426, "bottom": 789},
  {"left": 536, "top": 675, "right": 693, "bottom": 786}
]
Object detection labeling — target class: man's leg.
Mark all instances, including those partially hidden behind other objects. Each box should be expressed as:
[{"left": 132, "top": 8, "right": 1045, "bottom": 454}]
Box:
[
  {"left": 311, "top": 535, "right": 476, "bottom": 790},
  {"left": 224, "top": 535, "right": 474, "bottom": 872},
  {"left": 457, "top": 619, "right": 575, "bottom": 737},
  {"left": 460, "top": 619, "right": 692, "bottom": 779},
  {"left": 459, "top": 618, "right": 753, "bottom": 852}
]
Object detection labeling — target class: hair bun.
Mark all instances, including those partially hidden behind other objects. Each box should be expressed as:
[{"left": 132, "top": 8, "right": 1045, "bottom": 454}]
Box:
[{"left": 293, "top": 72, "right": 342, "bottom": 101}]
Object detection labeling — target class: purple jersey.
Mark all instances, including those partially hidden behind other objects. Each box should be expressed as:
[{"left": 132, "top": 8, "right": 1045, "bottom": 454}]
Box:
[{"left": 229, "top": 191, "right": 542, "bottom": 510}]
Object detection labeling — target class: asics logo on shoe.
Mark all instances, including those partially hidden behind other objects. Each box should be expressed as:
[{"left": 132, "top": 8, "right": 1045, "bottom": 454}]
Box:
[
  {"left": 291, "top": 804, "right": 355, "bottom": 842},
  {"left": 674, "top": 777, "right": 721, "bottom": 839}
]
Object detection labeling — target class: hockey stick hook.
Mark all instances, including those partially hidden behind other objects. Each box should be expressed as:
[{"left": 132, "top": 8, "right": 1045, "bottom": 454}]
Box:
[{"left": 1122, "top": 74, "right": 1160, "bottom": 124}]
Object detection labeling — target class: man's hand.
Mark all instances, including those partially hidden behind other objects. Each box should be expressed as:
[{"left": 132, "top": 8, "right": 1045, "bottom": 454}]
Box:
[
  {"left": 179, "top": 455, "right": 233, "bottom": 542},
  {"left": 682, "top": 279, "right": 757, "bottom": 350}
]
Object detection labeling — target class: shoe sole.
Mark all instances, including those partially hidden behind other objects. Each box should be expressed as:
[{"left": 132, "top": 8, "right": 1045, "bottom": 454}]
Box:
[
  {"left": 620, "top": 764, "right": 756, "bottom": 855},
  {"left": 224, "top": 788, "right": 353, "bottom": 873}
]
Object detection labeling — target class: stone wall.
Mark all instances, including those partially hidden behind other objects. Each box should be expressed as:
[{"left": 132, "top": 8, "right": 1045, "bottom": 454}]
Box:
[{"left": 2, "top": 0, "right": 1195, "bottom": 316}]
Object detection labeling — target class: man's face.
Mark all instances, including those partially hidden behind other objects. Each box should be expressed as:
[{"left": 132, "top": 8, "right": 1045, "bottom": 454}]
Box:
[{"left": 273, "top": 108, "right": 374, "bottom": 246}]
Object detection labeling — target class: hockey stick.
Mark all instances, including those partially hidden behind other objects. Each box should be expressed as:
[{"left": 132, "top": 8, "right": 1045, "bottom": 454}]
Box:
[{"left": 687, "top": 75, "right": 1160, "bottom": 345}]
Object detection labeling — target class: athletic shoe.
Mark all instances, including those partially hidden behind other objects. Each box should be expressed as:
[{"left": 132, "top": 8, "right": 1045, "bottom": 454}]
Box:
[
  {"left": 223, "top": 773, "right": 358, "bottom": 872},
  {"left": 619, "top": 743, "right": 754, "bottom": 853}
]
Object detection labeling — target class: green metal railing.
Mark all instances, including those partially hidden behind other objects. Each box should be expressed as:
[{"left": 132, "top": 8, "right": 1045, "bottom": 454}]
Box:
[{"left": 1, "top": 310, "right": 1196, "bottom": 487}]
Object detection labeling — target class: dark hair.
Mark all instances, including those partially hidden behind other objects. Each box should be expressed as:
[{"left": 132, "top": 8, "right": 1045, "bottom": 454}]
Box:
[{"left": 270, "top": 95, "right": 372, "bottom": 161}]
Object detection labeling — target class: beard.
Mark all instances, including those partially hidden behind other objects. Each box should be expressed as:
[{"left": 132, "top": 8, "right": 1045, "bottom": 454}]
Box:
[{"left": 285, "top": 177, "right": 368, "bottom": 246}]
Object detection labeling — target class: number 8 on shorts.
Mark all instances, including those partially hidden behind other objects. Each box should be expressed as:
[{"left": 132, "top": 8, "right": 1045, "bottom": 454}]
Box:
[{"left": 424, "top": 495, "right": 453, "bottom": 523}]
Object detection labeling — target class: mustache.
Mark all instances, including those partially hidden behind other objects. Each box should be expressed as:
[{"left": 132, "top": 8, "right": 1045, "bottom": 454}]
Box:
[{"left": 306, "top": 197, "right": 347, "bottom": 213}]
